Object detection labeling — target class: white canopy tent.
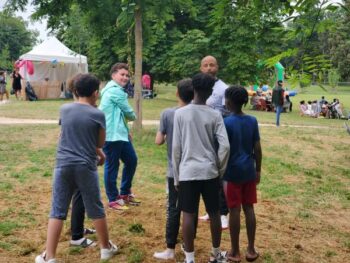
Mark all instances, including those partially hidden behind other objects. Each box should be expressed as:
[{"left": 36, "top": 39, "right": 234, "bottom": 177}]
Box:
[{"left": 19, "top": 37, "right": 88, "bottom": 99}]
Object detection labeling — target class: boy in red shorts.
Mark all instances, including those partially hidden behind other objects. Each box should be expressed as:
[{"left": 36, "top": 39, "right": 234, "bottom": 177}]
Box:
[{"left": 223, "top": 85, "right": 262, "bottom": 262}]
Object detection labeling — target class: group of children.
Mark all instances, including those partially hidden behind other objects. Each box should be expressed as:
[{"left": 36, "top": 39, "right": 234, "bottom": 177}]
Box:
[
  {"left": 154, "top": 73, "right": 262, "bottom": 263},
  {"left": 35, "top": 65, "right": 262, "bottom": 263}
]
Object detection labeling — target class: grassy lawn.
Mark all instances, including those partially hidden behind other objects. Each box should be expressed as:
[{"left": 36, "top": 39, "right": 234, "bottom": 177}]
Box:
[
  {"left": 1, "top": 83, "right": 349, "bottom": 127},
  {"left": 0, "top": 84, "right": 349, "bottom": 262}
]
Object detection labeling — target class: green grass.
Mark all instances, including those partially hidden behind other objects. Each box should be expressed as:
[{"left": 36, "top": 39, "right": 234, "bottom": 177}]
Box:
[
  {"left": 1, "top": 83, "right": 349, "bottom": 126},
  {"left": 0, "top": 84, "right": 349, "bottom": 262}
]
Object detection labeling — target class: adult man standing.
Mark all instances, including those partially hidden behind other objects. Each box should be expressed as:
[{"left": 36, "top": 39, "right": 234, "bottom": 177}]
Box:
[
  {"left": 272, "top": 80, "right": 285, "bottom": 127},
  {"left": 199, "top": 55, "right": 229, "bottom": 229},
  {"left": 201, "top": 56, "right": 229, "bottom": 116}
]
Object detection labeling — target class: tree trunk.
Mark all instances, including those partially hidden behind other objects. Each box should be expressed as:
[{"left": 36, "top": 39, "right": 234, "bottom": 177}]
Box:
[{"left": 133, "top": 5, "right": 142, "bottom": 130}]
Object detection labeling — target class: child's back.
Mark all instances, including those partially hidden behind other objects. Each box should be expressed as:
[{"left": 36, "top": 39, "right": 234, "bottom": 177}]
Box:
[
  {"left": 56, "top": 103, "right": 105, "bottom": 169},
  {"left": 222, "top": 85, "right": 261, "bottom": 263},
  {"left": 223, "top": 114, "right": 260, "bottom": 183},
  {"left": 172, "top": 73, "right": 229, "bottom": 263},
  {"left": 173, "top": 104, "right": 228, "bottom": 184}
]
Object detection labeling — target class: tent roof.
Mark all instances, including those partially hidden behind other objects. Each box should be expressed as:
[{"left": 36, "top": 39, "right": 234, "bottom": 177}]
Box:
[{"left": 20, "top": 37, "right": 87, "bottom": 64}]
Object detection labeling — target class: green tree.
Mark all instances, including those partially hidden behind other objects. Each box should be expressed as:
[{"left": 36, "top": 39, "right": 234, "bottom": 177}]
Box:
[
  {"left": 5, "top": 0, "right": 194, "bottom": 129},
  {"left": 0, "top": 11, "right": 37, "bottom": 63},
  {"left": 328, "top": 0, "right": 350, "bottom": 80}
]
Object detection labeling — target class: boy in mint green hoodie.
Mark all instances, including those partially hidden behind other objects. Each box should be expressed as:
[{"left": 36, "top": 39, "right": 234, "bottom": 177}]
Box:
[{"left": 99, "top": 63, "right": 140, "bottom": 211}]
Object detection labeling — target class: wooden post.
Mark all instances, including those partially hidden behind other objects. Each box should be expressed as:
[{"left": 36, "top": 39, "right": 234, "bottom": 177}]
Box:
[{"left": 133, "top": 4, "right": 142, "bottom": 130}]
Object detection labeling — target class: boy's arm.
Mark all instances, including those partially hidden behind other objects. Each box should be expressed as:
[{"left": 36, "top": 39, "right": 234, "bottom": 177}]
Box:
[
  {"left": 155, "top": 110, "right": 167, "bottom": 145},
  {"left": 97, "top": 127, "right": 106, "bottom": 148},
  {"left": 155, "top": 131, "right": 166, "bottom": 145},
  {"left": 254, "top": 140, "right": 262, "bottom": 184},
  {"left": 112, "top": 89, "right": 136, "bottom": 121},
  {"left": 171, "top": 114, "right": 181, "bottom": 186},
  {"left": 96, "top": 148, "right": 106, "bottom": 166},
  {"left": 216, "top": 117, "right": 230, "bottom": 177}
]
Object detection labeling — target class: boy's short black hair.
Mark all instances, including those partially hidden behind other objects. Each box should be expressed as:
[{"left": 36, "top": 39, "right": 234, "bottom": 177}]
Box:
[
  {"left": 192, "top": 73, "right": 215, "bottom": 101},
  {"left": 277, "top": 80, "right": 283, "bottom": 86},
  {"left": 73, "top": 73, "right": 100, "bottom": 97},
  {"left": 110, "top": 63, "right": 129, "bottom": 76},
  {"left": 225, "top": 85, "right": 248, "bottom": 108},
  {"left": 177, "top": 78, "right": 193, "bottom": 104}
]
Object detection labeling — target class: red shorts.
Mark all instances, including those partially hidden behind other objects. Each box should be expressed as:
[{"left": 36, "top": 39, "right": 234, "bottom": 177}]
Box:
[{"left": 223, "top": 180, "right": 257, "bottom": 208}]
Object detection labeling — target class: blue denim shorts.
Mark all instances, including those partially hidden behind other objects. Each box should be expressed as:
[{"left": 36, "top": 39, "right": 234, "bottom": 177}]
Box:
[{"left": 50, "top": 165, "right": 105, "bottom": 220}]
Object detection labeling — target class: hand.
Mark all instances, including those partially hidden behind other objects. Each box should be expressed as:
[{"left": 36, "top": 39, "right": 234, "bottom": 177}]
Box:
[
  {"left": 128, "top": 133, "right": 133, "bottom": 142},
  {"left": 256, "top": 171, "right": 261, "bottom": 185},
  {"left": 174, "top": 185, "right": 179, "bottom": 191},
  {"left": 97, "top": 152, "right": 106, "bottom": 166}
]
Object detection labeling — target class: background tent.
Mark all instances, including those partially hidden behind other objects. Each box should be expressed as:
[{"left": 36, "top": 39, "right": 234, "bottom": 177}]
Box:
[{"left": 18, "top": 37, "right": 88, "bottom": 99}]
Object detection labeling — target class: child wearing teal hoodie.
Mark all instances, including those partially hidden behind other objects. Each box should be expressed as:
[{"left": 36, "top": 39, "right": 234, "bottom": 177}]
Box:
[{"left": 99, "top": 63, "right": 140, "bottom": 211}]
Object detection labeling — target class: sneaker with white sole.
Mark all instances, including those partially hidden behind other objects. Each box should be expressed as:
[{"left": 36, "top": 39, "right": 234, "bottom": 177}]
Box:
[
  {"left": 199, "top": 213, "right": 210, "bottom": 221},
  {"left": 108, "top": 199, "right": 129, "bottom": 211},
  {"left": 120, "top": 193, "right": 141, "bottom": 206},
  {"left": 221, "top": 215, "right": 228, "bottom": 230},
  {"left": 100, "top": 240, "right": 118, "bottom": 260},
  {"left": 153, "top": 248, "right": 175, "bottom": 260},
  {"left": 35, "top": 252, "right": 57, "bottom": 263}
]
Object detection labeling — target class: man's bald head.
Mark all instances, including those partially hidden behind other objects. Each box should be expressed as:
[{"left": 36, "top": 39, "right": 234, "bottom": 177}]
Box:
[{"left": 200, "top": 55, "right": 218, "bottom": 77}]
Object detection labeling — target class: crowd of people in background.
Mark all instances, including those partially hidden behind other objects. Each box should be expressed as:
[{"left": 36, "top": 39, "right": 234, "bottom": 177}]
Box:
[
  {"left": 250, "top": 87, "right": 292, "bottom": 113},
  {"left": 299, "top": 96, "right": 347, "bottom": 119}
]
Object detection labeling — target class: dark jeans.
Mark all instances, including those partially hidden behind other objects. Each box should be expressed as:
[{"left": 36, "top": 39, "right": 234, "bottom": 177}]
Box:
[
  {"left": 103, "top": 141, "right": 138, "bottom": 202},
  {"left": 166, "top": 178, "right": 181, "bottom": 249},
  {"left": 71, "top": 190, "right": 85, "bottom": 240},
  {"left": 276, "top": 105, "right": 283, "bottom": 126}
]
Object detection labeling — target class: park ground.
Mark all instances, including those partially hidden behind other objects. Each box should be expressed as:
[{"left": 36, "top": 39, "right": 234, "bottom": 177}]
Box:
[{"left": 0, "top": 84, "right": 349, "bottom": 263}]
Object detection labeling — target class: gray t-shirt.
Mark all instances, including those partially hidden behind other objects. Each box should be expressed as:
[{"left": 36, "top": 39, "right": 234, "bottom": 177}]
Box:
[
  {"left": 159, "top": 107, "right": 176, "bottom": 178},
  {"left": 56, "top": 103, "right": 106, "bottom": 170},
  {"left": 172, "top": 104, "right": 230, "bottom": 186}
]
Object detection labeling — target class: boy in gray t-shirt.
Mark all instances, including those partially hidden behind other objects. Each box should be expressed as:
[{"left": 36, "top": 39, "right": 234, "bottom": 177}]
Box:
[
  {"left": 35, "top": 74, "right": 118, "bottom": 263},
  {"left": 153, "top": 79, "right": 193, "bottom": 260},
  {"left": 172, "top": 73, "right": 230, "bottom": 263}
]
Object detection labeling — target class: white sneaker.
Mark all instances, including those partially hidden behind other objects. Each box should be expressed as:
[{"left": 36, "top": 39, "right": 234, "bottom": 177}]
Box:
[
  {"left": 221, "top": 215, "right": 228, "bottom": 230},
  {"left": 100, "top": 240, "right": 118, "bottom": 260},
  {"left": 35, "top": 252, "right": 57, "bottom": 263},
  {"left": 199, "top": 213, "right": 210, "bottom": 221},
  {"left": 153, "top": 248, "right": 175, "bottom": 260}
]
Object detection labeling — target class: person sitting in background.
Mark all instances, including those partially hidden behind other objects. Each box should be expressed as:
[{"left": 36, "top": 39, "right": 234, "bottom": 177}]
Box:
[
  {"left": 311, "top": 100, "right": 319, "bottom": 117},
  {"left": 320, "top": 102, "right": 329, "bottom": 117},
  {"left": 319, "top": 96, "right": 327, "bottom": 106},
  {"left": 305, "top": 101, "right": 315, "bottom": 117},
  {"left": 250, "top": 93, "right": 260, "bottom": 110},
  {"left": 333, "top": 99, "right": 345, "bottom": 118},
  {"left": 299, "top": 101, "right": 308, "bottom": 116}
]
